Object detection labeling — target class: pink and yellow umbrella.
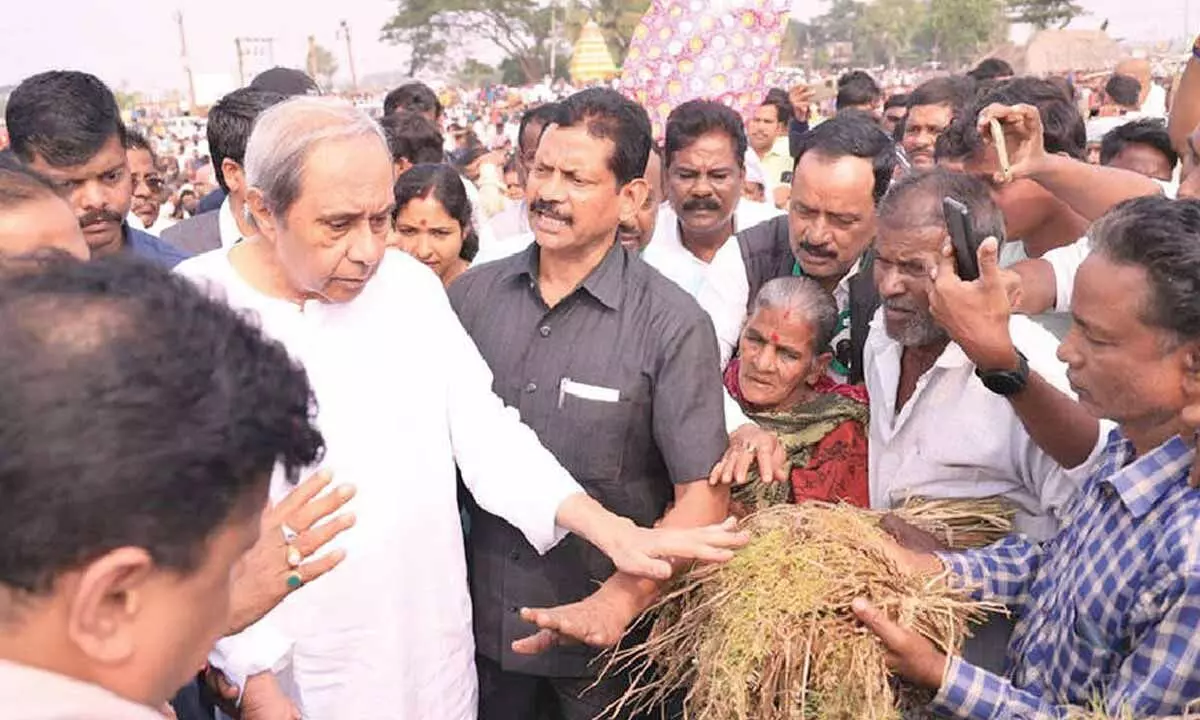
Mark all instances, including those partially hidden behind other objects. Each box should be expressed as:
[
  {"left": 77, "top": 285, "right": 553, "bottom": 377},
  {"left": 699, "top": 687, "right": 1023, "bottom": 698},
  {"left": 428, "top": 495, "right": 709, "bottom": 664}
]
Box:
[{"left": 620, "top": 0, "right": 791, "bottom": 140}]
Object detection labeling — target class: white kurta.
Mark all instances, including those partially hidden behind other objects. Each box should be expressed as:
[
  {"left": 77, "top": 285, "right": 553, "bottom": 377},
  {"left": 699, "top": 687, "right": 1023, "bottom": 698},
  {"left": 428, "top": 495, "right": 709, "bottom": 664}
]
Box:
[
  {"left": 177, "top": 248, "right": 582, "bottom": 720},
  {"left": 863, "top": 309, "right": 1103, "bottom": 541}
]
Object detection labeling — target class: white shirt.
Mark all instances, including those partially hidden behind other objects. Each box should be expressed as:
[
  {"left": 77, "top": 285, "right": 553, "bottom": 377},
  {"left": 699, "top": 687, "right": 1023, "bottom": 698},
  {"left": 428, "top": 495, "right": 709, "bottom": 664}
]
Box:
[
  {"left": 178, "top": 248, "right": 581, "bottom": 720},
  {"left": 485, "top": 199, "right": 531, "bottom": 245},
  {"left": 124, "top": 211, "right": 175, "bottom": 237},
  {"left": 218, "top": 196, "right": 243, "bottom": 249},
  {"left": 864, "top": 309, "right": 1099, "bottom": 541},
  {"left": 461, "top": 176, "right": 498, "bottom": 258},
  {"left": 642, "top": 200, "right": 784, "bottom": 367}
]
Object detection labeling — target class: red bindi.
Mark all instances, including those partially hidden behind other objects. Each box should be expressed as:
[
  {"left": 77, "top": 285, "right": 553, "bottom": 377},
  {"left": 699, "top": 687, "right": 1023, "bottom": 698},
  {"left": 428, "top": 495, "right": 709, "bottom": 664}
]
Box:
[{"left": 769, "top": 332, "right": 780, "bottom": 344}]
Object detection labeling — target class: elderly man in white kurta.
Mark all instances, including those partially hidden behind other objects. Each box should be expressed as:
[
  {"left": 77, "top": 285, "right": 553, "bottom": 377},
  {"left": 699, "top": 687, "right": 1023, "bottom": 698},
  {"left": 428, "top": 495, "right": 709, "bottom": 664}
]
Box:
[{"left": 177, "top": 97, "right": 746, "bottom": 720}]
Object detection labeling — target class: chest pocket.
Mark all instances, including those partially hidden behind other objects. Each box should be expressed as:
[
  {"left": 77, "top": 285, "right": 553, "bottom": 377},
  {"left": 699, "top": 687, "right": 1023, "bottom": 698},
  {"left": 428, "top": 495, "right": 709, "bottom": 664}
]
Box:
[{"left": 560, "top": 390, "right": 634, "bottom": 484}]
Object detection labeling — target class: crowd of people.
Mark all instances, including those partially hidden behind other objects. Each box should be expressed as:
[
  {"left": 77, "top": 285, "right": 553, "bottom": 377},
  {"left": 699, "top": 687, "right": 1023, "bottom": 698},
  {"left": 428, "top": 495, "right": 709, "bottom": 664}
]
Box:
[{"left": 0, "top": 32, "right": 1198, "bottom": 720}]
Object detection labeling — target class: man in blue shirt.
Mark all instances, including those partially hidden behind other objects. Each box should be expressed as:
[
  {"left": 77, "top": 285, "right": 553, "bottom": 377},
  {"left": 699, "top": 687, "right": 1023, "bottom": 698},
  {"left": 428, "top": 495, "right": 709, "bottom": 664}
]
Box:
[
  {"left": 5, "top": 71, "right": 189, "bottom": 269},
  {"left": 854, "top": 194, "right": 1200, "bottom": 717}
]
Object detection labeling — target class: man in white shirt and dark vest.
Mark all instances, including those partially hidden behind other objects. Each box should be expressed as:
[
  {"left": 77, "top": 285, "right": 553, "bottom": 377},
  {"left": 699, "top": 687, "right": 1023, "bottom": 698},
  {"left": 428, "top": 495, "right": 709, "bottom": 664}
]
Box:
[{"left": 177, "top": 96, "right": 747, "bottom": 720}]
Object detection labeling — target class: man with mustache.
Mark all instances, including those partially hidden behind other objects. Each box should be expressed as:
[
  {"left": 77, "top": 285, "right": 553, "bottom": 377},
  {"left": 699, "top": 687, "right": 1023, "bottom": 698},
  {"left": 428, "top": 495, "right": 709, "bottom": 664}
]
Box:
[
  {"left": 178, "top": 95, "right": 744, "bottom": 720},
  {"left": 737, "top": 111, "right": 895, "bottom": 385},
  {"left": 449, "top": 88, "right": 738, "bottom": 720},
  {"left": 643, "top": 99, "right": 782, "bottom": 368},
  {"left": 125, "top": 131, "right": 173, "bottom": 236},
  {"left": 900, "top": 75, "right": 975, "bottom": 170},
  {"left": 615, "top": 142, "right": 663, "bottom": 252},
  {"left": 864, "top": 167, "right": 1108, "bottom": 672},
  {"left": 5, "top": 71, "right": 188, "bottom": 269},
  {"left": 856, "top": 194, "right": 1200, "bottom": 719}
]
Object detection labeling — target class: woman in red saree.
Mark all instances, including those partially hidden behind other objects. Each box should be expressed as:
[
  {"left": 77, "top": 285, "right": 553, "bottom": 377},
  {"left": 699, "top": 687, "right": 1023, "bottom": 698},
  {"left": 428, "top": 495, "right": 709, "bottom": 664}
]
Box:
[{"left": 724, "top": 277, "right": 870, "bottom": 510}]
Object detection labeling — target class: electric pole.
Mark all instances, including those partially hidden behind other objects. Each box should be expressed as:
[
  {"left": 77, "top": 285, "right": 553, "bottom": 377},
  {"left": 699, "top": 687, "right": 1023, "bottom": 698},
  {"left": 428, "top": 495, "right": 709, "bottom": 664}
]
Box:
[
  {"left": 338, "top": 20, "right": 359, "bottom": 93},
  {"left": 174, "top": 9, "right": 196, "bottom": 111}
]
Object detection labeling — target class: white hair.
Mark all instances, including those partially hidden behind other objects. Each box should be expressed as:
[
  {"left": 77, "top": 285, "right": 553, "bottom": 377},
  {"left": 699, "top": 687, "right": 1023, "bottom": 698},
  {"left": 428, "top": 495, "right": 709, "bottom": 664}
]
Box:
[
  {"left": 751, "top": 277, "right": 839, "bottom": 353},
  {"left": 242, "top": 96, "right": 388, "bottom": 222}
]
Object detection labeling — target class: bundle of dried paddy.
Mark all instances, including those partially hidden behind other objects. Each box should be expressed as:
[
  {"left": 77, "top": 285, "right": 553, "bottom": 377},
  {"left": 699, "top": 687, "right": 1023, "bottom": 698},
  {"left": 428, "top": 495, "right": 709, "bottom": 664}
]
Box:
[
  {"left": 599, "top": 503, "right": 1003, "bottom": 720},
  {"left": 887, "top": 496, "right": 1016, "bottom": 550}
]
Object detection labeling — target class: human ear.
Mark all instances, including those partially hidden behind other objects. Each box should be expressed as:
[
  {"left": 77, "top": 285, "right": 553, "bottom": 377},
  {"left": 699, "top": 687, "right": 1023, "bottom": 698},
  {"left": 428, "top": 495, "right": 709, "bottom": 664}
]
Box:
[
  {"left": 66, "top": 547, "right": 155, "bottom": 665},
  {"left": 618, "top": 178, "right": 650, "bottom": 227}
]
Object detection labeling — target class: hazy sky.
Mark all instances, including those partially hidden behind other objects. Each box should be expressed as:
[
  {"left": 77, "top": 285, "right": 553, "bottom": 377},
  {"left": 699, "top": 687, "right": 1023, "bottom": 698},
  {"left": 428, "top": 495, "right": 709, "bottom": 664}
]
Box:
[{"left": 1, "top": 0, "right": 1194, "bottom": 94}]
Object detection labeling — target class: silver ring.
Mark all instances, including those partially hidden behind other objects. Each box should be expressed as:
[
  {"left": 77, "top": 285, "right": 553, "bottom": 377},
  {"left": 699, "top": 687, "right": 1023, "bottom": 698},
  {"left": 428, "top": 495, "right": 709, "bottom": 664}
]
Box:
[{"left": 281, "top": 523, "right": 298, "bottom": 542}]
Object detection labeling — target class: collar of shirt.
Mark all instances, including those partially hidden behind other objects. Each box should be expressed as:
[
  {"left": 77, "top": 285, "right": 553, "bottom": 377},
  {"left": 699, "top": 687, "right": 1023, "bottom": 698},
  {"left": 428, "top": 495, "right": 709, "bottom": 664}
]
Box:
[
  {"left": 218, "top": 196, "right": 243, "bottom": 248},
  {"left": 1097, "top": 430, "right": 1194, "bottom": 519},
  {"left": 503, "top": 239, "right": 626, "bottom": 311}
]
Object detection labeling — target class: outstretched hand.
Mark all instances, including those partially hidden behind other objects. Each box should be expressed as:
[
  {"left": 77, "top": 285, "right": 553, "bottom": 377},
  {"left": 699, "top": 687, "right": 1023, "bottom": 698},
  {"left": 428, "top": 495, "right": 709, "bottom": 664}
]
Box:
[
  {"left": 512, "top": 586, "right": 641, "bottom": 655},
  {"left": 600, "top": 517, "right": 749, "bottom": 581}
]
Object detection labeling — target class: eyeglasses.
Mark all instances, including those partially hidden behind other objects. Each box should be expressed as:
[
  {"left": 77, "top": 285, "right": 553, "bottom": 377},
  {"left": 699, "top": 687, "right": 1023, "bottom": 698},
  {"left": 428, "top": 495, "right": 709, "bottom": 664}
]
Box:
[{"left": 131, "top": 173, "right": 165, "bottom": 194}]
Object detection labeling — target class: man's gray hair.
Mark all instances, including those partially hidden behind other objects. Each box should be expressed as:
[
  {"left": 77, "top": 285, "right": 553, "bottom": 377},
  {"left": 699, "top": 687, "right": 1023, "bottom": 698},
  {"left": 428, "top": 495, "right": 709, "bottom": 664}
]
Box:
[
  {"left": 750, "top": 277, "right": 840, "bottom": 354},
  {"left": 243, "top": 96, "right": 389, "bottom": 222}
]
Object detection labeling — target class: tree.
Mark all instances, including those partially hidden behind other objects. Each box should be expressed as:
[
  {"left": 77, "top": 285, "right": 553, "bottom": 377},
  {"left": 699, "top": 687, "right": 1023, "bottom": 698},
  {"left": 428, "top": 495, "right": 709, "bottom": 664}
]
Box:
[
  {"left": 307, "top": 38, "right": 339, "bottom": 90},
  {"left": 926, "top": 0, "right": 1007, "bottom": 66},
  {"left": 855, "top": 0, "right": 927, "bottom": 67},
  {"left": 381, "top": 0, "right": 553, "bottom": 84},
  {"left": 564, "top": 0, "right": 650, "bottom": 63},
  {"left": 456, "top": 59, "right": 499, "bottom": 87},
  {"left": 1005, "top": 0, "right": 1083, "bottom": 29}
]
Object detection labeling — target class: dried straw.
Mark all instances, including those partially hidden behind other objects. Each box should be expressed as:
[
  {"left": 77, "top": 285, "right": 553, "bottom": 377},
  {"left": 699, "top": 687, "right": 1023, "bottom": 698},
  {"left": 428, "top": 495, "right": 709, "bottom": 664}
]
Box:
[
  {"left": 886, "top": 496, "right": 1016, "bottom": 550},
  {"left": 598, "top": 503, "right": 1004, "bottom": 720}
]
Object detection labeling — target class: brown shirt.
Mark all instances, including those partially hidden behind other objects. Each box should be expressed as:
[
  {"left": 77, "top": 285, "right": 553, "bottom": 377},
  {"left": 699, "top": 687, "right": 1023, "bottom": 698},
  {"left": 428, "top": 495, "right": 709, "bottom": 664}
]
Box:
[{"left": 449, "top": 241, "right": 728, "bottom": 677}]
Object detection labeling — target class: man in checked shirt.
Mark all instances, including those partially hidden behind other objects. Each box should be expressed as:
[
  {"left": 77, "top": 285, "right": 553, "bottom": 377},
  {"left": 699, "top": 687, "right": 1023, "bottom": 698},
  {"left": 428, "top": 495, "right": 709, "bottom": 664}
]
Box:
[{"left": 853, "top": 194, "right": 1200, "bottom": 717}]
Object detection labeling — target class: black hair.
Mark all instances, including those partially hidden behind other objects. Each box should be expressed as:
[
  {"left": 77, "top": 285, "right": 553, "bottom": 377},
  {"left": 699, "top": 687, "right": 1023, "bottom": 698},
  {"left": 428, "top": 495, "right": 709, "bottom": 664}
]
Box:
[
  {"left": 1099, "top": 118, "right": 1178, "bottom": 169},
  {"left": 552, "top": 87, "right": 652, "bottom": 186},
  {"left": 6, "top": 71, "right": 127, "bottom": 167},
  {"left": 207, "top": 88, "right": 289, "bottom": 194},
  {"left": 967, "top": 58, "right": 1015, "bottom": 84},
  {"left": 0, "top": 255, "right": 323, "bottom": 595},
  {"left": 664, "top": 99, "right": 748, "bottom": 170},
  {"left": 124, "top": 130, "right": 154, "bottom": 155},
  {"left": 391, "top": 163, "right": 478, "bottom": 261},
  {"left": 885, "top": 93, "right": 911, "bottom": 111},
  {"left": 878, "top": 167, "right": 1005, "bottom": 244},
  {"left": 0, "top": 153, "right": 58, "bottom": 212},
  {"left": 1105, "top": 74, "right": 1143, "bottom": 109},
  {"left": 761, "top": 89, "right": 794, "bottom": 125},
  {"left": 836, "top": 70, "right": 882, "bottom": 110},
  {"left": 907, "top": 75, "right": 977, "bottom": 114},
  {"left": 943, "top": 76, "right": 1087, "bottom": 161},
  {"left": 518, "top": 103, "right": 561, "bottom": 153},
  {"left": 1090, "top": 196, "right": 1200, "bottom": 342},
  {"left": 384, "top": 82, "right": 443, "bottom": 119},
  {"left": 380, "top": 111, "right": 445, "bottom": 166},
  {"left": 794, "top": 110, "right": 896, "bottom": 205}
]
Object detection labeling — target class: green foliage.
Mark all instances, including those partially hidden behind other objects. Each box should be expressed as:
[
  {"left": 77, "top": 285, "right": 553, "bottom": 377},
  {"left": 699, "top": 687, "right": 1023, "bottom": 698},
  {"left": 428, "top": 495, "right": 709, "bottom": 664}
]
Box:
[
  {"left": 786, "top": 0, "right": 1007, "bottom": 69},
  {"left": 381, "top": 0, "right": 553, "bottom": 83},
  {"left": 456, "top": 59, "right": 500, "bottom": 88},
  {"left": 309, "top": 42, "right": 339, "bottom": 90},
  {"left": 1005, "top": 0, "right": 1084, "bottom": 29}
]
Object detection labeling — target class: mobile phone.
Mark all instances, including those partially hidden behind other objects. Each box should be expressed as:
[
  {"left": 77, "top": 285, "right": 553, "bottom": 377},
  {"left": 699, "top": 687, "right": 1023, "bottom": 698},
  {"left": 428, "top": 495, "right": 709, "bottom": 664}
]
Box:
[{"left": 943, "top": 197, "right": 980, "bottom": 281}]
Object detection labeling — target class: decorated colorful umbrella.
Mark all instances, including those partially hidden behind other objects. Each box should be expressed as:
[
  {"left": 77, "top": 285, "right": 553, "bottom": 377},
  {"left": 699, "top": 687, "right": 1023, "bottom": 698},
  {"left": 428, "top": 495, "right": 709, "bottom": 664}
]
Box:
[
  {"left": 570, "top": 20, "right": 620, "bottom": 85},
  {"left": 620, "top": 0, "right": 791, "bottom": 140}
]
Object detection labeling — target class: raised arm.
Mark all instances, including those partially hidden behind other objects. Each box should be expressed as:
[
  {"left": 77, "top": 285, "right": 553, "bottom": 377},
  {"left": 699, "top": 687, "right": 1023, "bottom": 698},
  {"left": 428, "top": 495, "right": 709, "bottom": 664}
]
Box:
[{"left": 979, "top": 104, "right": 1162, "bottom": 223}]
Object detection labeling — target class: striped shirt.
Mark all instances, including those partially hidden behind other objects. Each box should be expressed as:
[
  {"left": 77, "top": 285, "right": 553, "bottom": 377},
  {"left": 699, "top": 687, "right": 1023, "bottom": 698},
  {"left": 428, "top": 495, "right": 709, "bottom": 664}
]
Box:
[{"left": 932, "top": 430, "right": 1200, "bottom": 718}]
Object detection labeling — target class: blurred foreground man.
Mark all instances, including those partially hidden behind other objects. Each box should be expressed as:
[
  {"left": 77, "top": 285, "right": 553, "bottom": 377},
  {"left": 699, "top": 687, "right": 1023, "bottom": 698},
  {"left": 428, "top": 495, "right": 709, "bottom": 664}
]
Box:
[
  {"left": 179, "top": 96, "right": 745, "bottom": 720},
  {"left": 0, "top": 256, "right": 324, "bottom": 719}
]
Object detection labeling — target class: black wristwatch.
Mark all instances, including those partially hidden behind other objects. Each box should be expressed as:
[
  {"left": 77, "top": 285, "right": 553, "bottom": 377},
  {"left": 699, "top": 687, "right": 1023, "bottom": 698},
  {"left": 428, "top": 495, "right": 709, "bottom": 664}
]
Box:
[{"left": 976, "top": 350, "right": 1030, "bottom": 396}]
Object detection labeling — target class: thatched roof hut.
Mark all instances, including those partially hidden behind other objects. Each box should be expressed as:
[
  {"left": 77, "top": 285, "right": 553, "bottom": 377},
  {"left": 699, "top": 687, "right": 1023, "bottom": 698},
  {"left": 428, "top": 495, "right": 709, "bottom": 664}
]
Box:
[{"left": 982, "top": 29, "right": 1123, "bottom": 75}]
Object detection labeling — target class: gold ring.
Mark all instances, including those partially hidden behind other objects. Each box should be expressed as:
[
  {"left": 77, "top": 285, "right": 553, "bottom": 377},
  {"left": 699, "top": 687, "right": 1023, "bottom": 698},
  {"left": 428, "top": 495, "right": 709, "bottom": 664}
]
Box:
[{"left": 286, "top": 545, "right": 302, "bottom": 569}]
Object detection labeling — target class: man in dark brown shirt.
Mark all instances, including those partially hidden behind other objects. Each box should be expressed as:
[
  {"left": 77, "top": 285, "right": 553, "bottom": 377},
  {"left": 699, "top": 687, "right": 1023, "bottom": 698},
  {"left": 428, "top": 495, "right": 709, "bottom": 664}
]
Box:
[{"left": 449, "top": 88, "right": 731, "bottom": 720}]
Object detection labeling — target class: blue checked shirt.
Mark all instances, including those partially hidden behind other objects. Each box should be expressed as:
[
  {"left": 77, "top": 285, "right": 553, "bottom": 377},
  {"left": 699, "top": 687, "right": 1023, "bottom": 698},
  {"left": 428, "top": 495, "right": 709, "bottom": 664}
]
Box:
[{"left": 930, "top": 430, "right": 1200, "bottom": 719}]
